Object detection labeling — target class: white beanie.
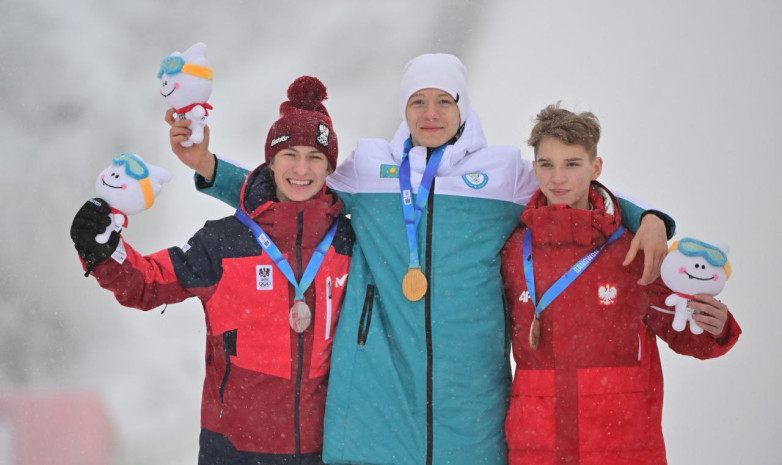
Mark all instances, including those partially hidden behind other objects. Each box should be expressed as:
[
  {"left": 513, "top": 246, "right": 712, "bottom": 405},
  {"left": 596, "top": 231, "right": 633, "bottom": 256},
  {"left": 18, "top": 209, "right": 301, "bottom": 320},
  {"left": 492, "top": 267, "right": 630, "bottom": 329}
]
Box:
[{"left": 399, "top": 53, "right": 471, "bottom": 125}]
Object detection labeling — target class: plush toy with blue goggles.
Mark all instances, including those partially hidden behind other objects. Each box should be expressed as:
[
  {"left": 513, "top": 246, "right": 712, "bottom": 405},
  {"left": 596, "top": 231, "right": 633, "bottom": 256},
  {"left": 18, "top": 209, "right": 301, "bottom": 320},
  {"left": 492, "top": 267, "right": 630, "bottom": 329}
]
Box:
[
  {"left": 660, "top": 237, "right": 732, "bottom": 334},
  {"left": 158, "top": 55, "right": 214, "bottom": 80},
  {"left": 94, "top": 152, "right": 172, "bottom": 244},
  {"left": 158, "top": 42, "right": 214, "bottom": 148}
]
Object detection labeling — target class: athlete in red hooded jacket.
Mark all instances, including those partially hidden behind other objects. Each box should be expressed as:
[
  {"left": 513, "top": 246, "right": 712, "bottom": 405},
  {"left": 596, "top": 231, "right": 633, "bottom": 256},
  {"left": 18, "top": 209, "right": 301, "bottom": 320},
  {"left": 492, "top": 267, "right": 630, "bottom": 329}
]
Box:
[
  {"left": 500, "top": 104, "right": 740, "bottom": 465},
  {"left": 70, "top": 77, "right": 353, "bottom": 465}
]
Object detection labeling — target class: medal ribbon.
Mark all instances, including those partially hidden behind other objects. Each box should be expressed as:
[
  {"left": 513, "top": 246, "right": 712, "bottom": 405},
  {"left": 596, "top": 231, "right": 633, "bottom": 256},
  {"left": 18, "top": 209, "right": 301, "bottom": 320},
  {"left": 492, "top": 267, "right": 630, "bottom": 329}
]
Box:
[
  {"left": 399, "top": 138, "right": 446, "bottom": 269},
  {"left": 236, "top": 208, "right": 338, "bottom": 301},
  {"left": 523, "top": 225, "right": 625, "bottom": 318}
]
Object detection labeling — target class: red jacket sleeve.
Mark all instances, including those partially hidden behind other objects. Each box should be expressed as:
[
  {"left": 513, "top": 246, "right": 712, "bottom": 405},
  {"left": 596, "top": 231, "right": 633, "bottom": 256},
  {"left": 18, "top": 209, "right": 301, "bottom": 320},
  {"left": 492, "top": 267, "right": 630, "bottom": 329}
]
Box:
[
  {"left": 89, "top": 238, "right": 195, "bottom": 311},
  {"left": 643, "top": 280, "right": 741, "bottom": 360}
]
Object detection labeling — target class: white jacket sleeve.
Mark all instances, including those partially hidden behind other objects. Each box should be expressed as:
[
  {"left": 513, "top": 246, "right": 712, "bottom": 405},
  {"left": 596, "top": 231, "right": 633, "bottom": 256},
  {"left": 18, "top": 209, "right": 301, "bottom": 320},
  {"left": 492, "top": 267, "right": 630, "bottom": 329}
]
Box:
[{"left": 513, "top": 155, "right": 539, "bottom": 205}]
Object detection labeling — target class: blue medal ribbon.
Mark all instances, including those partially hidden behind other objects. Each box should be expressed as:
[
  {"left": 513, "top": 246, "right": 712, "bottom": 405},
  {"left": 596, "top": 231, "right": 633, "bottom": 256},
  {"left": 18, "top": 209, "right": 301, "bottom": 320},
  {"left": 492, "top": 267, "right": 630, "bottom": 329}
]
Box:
[
  {"left": 523, "top": 225, "right": 625, "bottom": 318},
  {"left": 399, "top": 138, "right": 446, "bottom": 270},
  {"left": 236, "top": 208, "right": 338, "bottom": 301}
]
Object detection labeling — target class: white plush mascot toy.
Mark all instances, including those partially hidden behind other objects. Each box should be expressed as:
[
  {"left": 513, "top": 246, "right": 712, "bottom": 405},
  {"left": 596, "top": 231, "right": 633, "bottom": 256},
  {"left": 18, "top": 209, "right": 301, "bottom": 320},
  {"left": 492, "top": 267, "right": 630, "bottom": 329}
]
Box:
[
  {"left": 158, "top": 42, "right": 213, "bottom": 147},
  {"left": 94, "top": 152, "right": 172, "bottom": 243},
  {"left": 660, "top": 238, "right": 732, "bottom": 334}
]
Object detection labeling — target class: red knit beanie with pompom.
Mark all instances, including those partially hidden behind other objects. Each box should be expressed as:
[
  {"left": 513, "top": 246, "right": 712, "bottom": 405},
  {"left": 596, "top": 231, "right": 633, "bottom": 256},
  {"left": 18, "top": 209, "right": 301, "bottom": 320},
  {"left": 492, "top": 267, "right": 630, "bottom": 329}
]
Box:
[{"left": 264, "top": 76, "right": 338, "bottom": 169}]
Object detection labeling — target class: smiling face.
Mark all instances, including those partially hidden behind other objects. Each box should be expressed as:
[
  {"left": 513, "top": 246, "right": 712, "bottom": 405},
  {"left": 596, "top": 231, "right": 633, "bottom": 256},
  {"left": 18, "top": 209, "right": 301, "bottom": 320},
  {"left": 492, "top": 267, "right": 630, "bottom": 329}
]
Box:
[
  {"left": 660, "top": 249, "right": 729, "bottom": 296},
  {"left": 159, "top": 71, "right": 212, "bottom": 110},
  {"left": 533, "top": 137, "right": 603, "bottom": 210},
  {"left": 269, "top": 146, "right": 331, "bottom": 202},
  {"left": 158, "top": 45, "right": 213, "bottom": 110},
  {"left": 405, "top": 88, "right": 461, "bottom": 148},
  {"left": 95, "top": 165, "right": 147, "bottom": 214}
]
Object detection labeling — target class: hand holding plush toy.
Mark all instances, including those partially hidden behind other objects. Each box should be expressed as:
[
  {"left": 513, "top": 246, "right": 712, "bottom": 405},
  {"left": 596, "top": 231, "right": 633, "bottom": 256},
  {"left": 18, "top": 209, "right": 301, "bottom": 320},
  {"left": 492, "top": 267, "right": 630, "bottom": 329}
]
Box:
[
  {"left": 71, "top": 153, "right": 171, "bottom": 275},
  {"left": 158, "top": 42, "right": 213, "bottom": 147},
  {"left": 94, "top": 152, "right": 172, "bottom": 243},
  {"left": 660, "top": 238, "right": 731, "bottom": 334}
]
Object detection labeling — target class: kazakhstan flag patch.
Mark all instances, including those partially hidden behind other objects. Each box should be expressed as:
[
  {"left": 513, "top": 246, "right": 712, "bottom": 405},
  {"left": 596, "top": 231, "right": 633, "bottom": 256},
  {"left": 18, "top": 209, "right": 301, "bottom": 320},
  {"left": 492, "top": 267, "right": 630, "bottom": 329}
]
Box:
[{"left": 380, "top": 164, "right": 400, "bottom": 178}]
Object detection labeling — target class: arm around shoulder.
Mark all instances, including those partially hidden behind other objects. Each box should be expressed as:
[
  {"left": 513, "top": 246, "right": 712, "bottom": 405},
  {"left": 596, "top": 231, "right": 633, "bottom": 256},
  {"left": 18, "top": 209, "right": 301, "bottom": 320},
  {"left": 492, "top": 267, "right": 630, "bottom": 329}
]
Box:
[
  {"left": 616, "top": 196, "right": 676, "bottom": 239},
  {"left": 616, "top": 196, "right": 675, "bottom": 285},
  {"left": 326, "top": 144, "right": 375, "bottom": 214},
  {"left": 194, "top": 155, "right": 250, "bottom": 209}
]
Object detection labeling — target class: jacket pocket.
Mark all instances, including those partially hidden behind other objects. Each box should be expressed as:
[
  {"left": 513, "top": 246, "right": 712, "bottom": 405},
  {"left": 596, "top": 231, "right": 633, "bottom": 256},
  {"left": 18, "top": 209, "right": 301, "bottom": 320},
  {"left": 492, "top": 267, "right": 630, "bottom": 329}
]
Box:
[
  {"left": 578, "top": 364, "right": 653, "bottom": 453},
  {"left": 506, "top": 370, "right": 557, "bottom": 453},
  {"left": 219, "top": 329, "right": 238, "bottom": 415},
  {"left": 357, "top": 284, "right": 375, "bottom": 346}
]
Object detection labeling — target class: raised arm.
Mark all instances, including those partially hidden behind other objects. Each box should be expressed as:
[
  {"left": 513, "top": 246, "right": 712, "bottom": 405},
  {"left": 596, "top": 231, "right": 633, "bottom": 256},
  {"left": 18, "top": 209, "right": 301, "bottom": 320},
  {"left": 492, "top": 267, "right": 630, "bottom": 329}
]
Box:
[
  {"left": 193, "top": 157, "right": 249, "bottom": 209},
  {"left": 165, "top": 109, "right": 248, "bottom": 208},
  {"left": 166, "top": 109, "right": 216, "bottom": 179}
]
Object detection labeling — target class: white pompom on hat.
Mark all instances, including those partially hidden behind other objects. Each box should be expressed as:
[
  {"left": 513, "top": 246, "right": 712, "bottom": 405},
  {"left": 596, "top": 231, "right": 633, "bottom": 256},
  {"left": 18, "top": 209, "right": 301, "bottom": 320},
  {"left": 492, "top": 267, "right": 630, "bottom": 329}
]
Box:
[{"left": 399, "top": 53, "right": 471, "bottom": 125}]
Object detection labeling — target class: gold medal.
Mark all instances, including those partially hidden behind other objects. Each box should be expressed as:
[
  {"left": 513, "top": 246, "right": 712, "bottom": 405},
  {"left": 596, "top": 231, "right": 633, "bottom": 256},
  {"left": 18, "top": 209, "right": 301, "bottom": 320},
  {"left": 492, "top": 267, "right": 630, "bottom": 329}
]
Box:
[
  {"left": 289, "top": 300, "right": 312, "bottom": 333},
  {"left": 529, "top": 316, "right": 540, "bottom": 350},
  {"left": 402, "top": 267, "right": 428, "bottom": 301}
]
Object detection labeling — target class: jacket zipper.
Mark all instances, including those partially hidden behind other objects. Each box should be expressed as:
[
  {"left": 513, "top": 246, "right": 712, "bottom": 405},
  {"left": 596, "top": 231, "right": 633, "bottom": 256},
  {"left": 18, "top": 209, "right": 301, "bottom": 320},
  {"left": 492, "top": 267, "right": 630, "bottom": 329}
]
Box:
[
  {"left": 502, "top": 290, "right": 511, "bottom": 358},
  {"left": 424, "top": 147, "right": 435, "bottom": 465},
  {"left": 293, "top": 212, "right": 306, "bottom": 465},
  {"left": 294, "top": 211, "right": 304, "bottom": 463}
]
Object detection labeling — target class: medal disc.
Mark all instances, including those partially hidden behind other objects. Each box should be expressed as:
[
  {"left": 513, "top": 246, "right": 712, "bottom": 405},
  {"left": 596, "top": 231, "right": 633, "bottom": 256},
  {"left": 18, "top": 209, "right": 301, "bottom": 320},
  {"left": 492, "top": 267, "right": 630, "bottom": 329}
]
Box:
[
  {"left": 529, "top": 317, "right": 541, "bottom": 350},
  {"left": 402, "top": 267, "right": 428, "bottom": 301},
  {"left": 289, "top": 300, "right": 312, "bottom": 333}
]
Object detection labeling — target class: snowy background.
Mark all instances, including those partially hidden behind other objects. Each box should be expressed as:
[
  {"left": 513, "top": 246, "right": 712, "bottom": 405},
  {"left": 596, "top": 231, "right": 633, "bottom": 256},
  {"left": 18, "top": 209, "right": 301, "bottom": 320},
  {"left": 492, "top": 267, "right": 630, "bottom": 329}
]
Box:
[{"left": 1, "top": 1, "right": 779, "bottom": 464}]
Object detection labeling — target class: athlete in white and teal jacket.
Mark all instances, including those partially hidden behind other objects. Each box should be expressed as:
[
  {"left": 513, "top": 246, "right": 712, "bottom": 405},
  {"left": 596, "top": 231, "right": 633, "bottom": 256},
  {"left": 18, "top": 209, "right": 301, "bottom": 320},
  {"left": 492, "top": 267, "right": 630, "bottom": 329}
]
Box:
[{"left": 189, "top": 54, "right": 674, "bottom": 465}]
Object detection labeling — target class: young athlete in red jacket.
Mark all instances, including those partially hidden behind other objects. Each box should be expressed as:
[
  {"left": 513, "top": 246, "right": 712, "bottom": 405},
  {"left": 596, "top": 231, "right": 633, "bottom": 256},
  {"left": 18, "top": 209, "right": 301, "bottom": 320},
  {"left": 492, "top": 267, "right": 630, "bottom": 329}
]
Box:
[
  {"left": 500, "top": 104, "right": 741, "bottom": 465},
  {"left": 70, "top": 77, "right": 354, "bottom": 465}
]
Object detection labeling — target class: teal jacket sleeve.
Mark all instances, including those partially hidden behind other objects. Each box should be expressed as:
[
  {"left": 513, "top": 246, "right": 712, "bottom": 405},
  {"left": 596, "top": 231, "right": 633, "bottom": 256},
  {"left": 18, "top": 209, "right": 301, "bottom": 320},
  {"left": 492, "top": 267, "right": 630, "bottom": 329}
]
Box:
[
  {"left": 617, "top": 197, "right": 676, "bottom": 239},
  {"left": 196, "top": 157, "right": 676, "bottom": 238},
  {"left": 194, "top": 156, "right": 250, "bottom": 209}
]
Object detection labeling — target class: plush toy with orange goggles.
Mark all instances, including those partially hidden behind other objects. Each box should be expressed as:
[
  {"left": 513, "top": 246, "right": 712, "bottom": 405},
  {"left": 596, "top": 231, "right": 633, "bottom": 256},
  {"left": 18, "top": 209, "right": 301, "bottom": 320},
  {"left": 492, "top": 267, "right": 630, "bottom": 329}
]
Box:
[
  {"left": 94, "top": 152, "right": 172, "bottom": 244},
  {"left": 660, "top": 238, "right": 732, "bottom": 334},
  {"left": 158, "top": 42, "right": 214, "bottom": 147}
]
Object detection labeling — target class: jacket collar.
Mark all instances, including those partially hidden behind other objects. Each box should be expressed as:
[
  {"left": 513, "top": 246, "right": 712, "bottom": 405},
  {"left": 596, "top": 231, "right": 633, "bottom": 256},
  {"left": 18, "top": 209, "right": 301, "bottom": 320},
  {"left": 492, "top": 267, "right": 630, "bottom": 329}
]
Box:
[
  {"left": 238, "top": 163, "right": 342, "bottom": 250},
  {"left": 521, "top": 182, "right": 623, "bottom": 247},
  {"left": 388, "top": 108, "right": 488, "bottom": 175}
]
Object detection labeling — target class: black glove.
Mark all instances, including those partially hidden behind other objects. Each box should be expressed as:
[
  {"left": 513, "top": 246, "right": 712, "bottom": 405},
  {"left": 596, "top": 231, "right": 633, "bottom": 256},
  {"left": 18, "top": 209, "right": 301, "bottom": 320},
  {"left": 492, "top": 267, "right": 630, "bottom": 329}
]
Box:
[{"left": 70, "top": 198, "right": 120, "bottom": 275}]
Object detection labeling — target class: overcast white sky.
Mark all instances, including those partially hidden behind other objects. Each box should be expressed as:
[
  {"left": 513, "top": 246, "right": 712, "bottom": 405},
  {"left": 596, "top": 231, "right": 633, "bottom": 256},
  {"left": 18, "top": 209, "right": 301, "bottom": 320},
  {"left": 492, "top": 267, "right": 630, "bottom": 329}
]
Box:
[{"left": 1, "top": 1, "right": 779, "bottom": 464}]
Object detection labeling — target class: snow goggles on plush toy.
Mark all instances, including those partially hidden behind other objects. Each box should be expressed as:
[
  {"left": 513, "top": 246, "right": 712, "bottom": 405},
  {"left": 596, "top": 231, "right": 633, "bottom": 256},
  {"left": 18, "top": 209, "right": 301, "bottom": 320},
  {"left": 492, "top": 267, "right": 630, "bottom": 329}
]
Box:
[
  {"left": 113, "top": 152, "right": 150, "bottom": 180},
  {"left": 674, "top": 238, "right": 728, "bottom": 267},
  {"left": 112, "top": 152, "right": 157, "bottom": 209},
  {"left": 157, "top": 55, "right": 214, "bottom": 80}
]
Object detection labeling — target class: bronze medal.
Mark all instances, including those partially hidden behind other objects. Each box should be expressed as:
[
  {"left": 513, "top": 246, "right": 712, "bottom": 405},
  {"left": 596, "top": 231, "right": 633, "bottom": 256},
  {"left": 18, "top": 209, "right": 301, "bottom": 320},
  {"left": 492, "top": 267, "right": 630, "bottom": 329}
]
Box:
[
  {"left": 402, "top": 267, "right": 428, "bottom": 301},
  {"left": 289, "top": 300, "right": 312, "bottom": 333},
  {"left": 529, "top": 316, "right": 541, "bottom": 350}
]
